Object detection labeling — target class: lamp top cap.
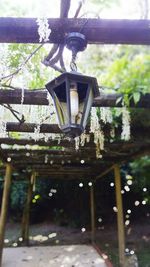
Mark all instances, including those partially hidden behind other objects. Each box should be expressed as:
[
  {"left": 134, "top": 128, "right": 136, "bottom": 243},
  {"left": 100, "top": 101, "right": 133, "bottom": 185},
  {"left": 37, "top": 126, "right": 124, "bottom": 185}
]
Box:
[
  {"left": 65, "top": 32, "right": 87, "bottom": 52},
  {"left": 46, "top": 71, "right": 100, "bottom": 98}
]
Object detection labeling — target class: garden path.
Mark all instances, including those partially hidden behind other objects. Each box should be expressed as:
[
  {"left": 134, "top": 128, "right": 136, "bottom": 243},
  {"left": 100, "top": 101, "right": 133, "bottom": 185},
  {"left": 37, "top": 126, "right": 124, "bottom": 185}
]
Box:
[{"left": 3, "top": 245, "right": 108, "bottom": 267}]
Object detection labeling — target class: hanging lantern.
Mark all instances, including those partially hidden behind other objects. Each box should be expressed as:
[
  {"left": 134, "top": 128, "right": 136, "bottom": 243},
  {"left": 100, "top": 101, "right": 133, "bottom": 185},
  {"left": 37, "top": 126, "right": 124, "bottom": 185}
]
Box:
[
  {"left": 45, "top": 32, "right": 100, "bottom": 137},
  {"left": 46, "top": 71, "right": 99, "bottom": 137}
]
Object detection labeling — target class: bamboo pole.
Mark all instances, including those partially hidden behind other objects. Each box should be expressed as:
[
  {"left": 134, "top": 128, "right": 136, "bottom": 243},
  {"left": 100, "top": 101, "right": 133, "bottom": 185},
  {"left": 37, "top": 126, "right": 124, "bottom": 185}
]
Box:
[
  {"left": 21, "top": 172, "right": 35, "bottom": 245},
  {"left": 114, "top": 164, "right": 125, "bottom": 267},
  {"left": 90, "top": 184, "right": 95, "bottom": 243},
  {"left": 0, "top": 164, "right": 12, "bottom": 267}
]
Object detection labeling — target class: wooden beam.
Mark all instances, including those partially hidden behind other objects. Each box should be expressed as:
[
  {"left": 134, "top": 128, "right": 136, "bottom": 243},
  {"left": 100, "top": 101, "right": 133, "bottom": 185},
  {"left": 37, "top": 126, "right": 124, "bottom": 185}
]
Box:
[
  {"left": 37, "top": 174, "right": 92, "bottom": 179},
  {"left": 95, "top": 165, "right": 114, "bottom": 181},
  {"left": 1, "top": 148, "right": 73, "bottom": 155},
  {"left": 1, "top": 147, "right": 133, "bottom": 157},
  {"left": 0, "top": 164, "right": 12, "bottom": 267},
  {"left": 3, "top": 151, "right": 150, "bottom": 167},
  {"left": 1, "top": 18, "right": 150, "bottom": 45},
  {"left": 15, "top": 167, "right": 92, "bottom": 173},
  {"left": 6, "top": 122, "right": 61, "bottom": 133},
  {"left": 21, "top": 172, "right": 35, "bottom": 245},
  {"left": 114, "top": 164, "right": 125, "bottom": 267},
  {"left": 0, "top": 137, "right": 69, "bottom": 147},
  {"left": 6, "top": 157, "right": 127, "bottom": 165},
  {"left": 0, "top": 89, "right": 150, "bottom": 108},
  {"left": 0, "top": 90, "right": 48, "bottom": 105},
  {"left": 93, "top": 93, "right": 150, "bottom": 108},
  {"left": 4, "top": 122, "right": 150, "bottom": 138},
  {"left": 0, "top": 138, "right": 57, "bottom": 146},
  {"left": 90, "top": 184, "right": 95, "bottom": 244},
  {"left": 0, "top": 138, "right": 149, "bottom": 152}
]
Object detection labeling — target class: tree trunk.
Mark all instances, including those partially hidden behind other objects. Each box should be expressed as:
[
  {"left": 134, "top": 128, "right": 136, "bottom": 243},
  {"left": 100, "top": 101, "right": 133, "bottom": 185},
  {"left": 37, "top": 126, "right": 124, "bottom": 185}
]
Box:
[
  {"left": 0, "top": 164, "right": 12, "bottom": 267},
  {"left": 21, "top": 172, "right": 35, "bottom": 246},
  {"left": 90, "top": 185, "right": 95, "bottom": 243},
  {"left": 114, "top": 164, "right": 125, "bottom": 267}
]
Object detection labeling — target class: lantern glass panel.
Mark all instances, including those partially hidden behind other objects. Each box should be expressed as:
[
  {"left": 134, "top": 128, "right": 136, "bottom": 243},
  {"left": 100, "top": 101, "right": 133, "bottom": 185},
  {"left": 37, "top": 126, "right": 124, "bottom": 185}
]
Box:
[
  {"left": 69, "top": 81, "right": 89, "bottom": 125},
  {"left": 82, "top": 86, "right": 93, "bottom": 128},
  {"left": 53, "top": 82, "right": 69, "bottom": 126}
]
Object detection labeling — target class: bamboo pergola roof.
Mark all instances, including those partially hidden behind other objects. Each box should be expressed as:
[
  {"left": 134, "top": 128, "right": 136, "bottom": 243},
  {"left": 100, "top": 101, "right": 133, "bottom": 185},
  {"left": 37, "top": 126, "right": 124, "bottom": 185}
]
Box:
[
  {"left": 0, "top": 17, "right": 150, "bottom": 180},
  {"left": 0, "top": 91, "right": 149, "bottom": 180},
  {"left": 0, "top": 137, "right": 150, "bottom": 180},
  {"left": 1, "top": 11, "right": 150, "bottom": 267}
]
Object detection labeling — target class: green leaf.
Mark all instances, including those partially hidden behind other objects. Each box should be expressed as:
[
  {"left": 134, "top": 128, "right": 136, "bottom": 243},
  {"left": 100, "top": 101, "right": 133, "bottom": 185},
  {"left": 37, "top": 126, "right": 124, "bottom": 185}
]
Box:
[{"left": 133, "top": 92, "right": 141, "bottom": 104}]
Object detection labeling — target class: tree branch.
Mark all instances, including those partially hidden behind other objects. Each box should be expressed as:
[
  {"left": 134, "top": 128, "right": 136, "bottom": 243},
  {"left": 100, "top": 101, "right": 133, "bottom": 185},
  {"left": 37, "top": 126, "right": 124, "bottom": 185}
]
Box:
[
  {"left": 2, "top": 104, "right": 25, "bottom": 123},
  {"left": 42, "top": 0, "right": 72, "bottom": 73},
  {"left": 74, "top": 1, "right": 83, "bottom": 18},
  {"left": 1, "top": 44, "right": 44, "bottom": 82},
  {"left": 60, "top": 0, "right": 71, "bottom": 18},
  {"left": 44, "top": 44, "right": 59, "bottom": 62}
]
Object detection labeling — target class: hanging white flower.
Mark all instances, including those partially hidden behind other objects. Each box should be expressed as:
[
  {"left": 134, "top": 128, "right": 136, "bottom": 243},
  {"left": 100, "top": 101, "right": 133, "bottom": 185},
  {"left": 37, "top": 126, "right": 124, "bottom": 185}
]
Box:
[
  {"left": 94, "top": 129, "right": 104, "bottom": 150},
  {"left": 21, "top": 87, "right": 24, "bottom": 105},
  {"left": 44, "top": 134, "right": 49, "bottom": 142},
  {"left": 19, "top": 85, "right": 25, "bottom": 117},
  {"left": 86, "top": 134, "right": 90, "bottom": 143},
  {"left": 121, "top": 106, "right": 131, "bottom": 141},
  {"left": 80, "top": 133, "right": 86, "bottom": 146},
  {"left": 96, "top": 143, "right": 102, "bottom": 159},
  {"left": 36, "top": 18, "right": 51, "bottom": 42},
  {"left": 90, "top": 107, "right": 100, "bottom": 133},
  {"left": 80, "top": 132, "right": 90, "bottom": 147},
  {"left": 99, "top": 130, "right": 105, "bottom": 151},
  {"left": 0, "top": 121, "right": 8, "bottom": 138},
  {"left": 44, "top": 154, "right": 48, "bottom": 164},
  {"left": 0, "top": 105, "right": 7, "bottom": 137},
  {"left": 90, "top": 107, "right": 105, "bottom": 158},
  {"left": 57, "top": 136, "right": 61, "bottom": 144},
  {"left": 75, "top": 136, "right": 80, "bottom": 151},
  {"left": 100, "top": 107, "right": 113, "bottom": 124},
  {"left": 33, "top": 124, "right": 41, "bottom": 142}
]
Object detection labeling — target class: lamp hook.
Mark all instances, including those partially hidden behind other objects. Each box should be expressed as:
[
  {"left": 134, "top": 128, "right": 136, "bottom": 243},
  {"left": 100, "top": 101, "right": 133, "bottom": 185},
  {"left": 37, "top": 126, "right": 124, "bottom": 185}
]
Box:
[{"left": 65, "top": 32, "right": 87, "bottom": 72}]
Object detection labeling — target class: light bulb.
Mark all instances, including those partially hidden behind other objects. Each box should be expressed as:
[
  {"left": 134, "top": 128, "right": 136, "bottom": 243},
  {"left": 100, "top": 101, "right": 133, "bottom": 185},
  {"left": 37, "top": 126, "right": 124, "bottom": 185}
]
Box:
[{"left": 70, "top": 82, "right": 79, "bottom": 122}]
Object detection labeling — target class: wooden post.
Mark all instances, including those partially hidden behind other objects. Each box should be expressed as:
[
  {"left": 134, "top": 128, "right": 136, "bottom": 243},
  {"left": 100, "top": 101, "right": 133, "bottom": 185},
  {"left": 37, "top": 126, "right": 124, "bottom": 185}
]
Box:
[
  {"left": 114, "top": 164, "right": 125, "bottom": 267},
  {"left": 90, "top": 184, "right": 95, "bottom": 243},
  {"left": 0, "top": 163, "right": 12, "bottom": 267},
  {"left": 21, "top": 172, "right": 35, "bottom": 245}
]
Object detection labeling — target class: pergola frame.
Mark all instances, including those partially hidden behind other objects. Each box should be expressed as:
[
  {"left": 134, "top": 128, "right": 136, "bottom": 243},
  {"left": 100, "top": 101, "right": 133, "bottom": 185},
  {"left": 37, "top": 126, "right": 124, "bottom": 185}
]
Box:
[{"left": 0, "top": 17, "right": 150, "bottom": 267}]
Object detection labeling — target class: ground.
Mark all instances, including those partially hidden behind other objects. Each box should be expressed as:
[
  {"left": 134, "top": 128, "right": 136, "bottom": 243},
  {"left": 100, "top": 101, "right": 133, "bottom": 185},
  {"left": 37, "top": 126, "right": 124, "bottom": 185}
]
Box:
[
  {"left": 4, "top": 222, "right": 150, "bottom": 267},
  {"left": 3, "top": 245, "right": 107, "bottom": 267}
]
